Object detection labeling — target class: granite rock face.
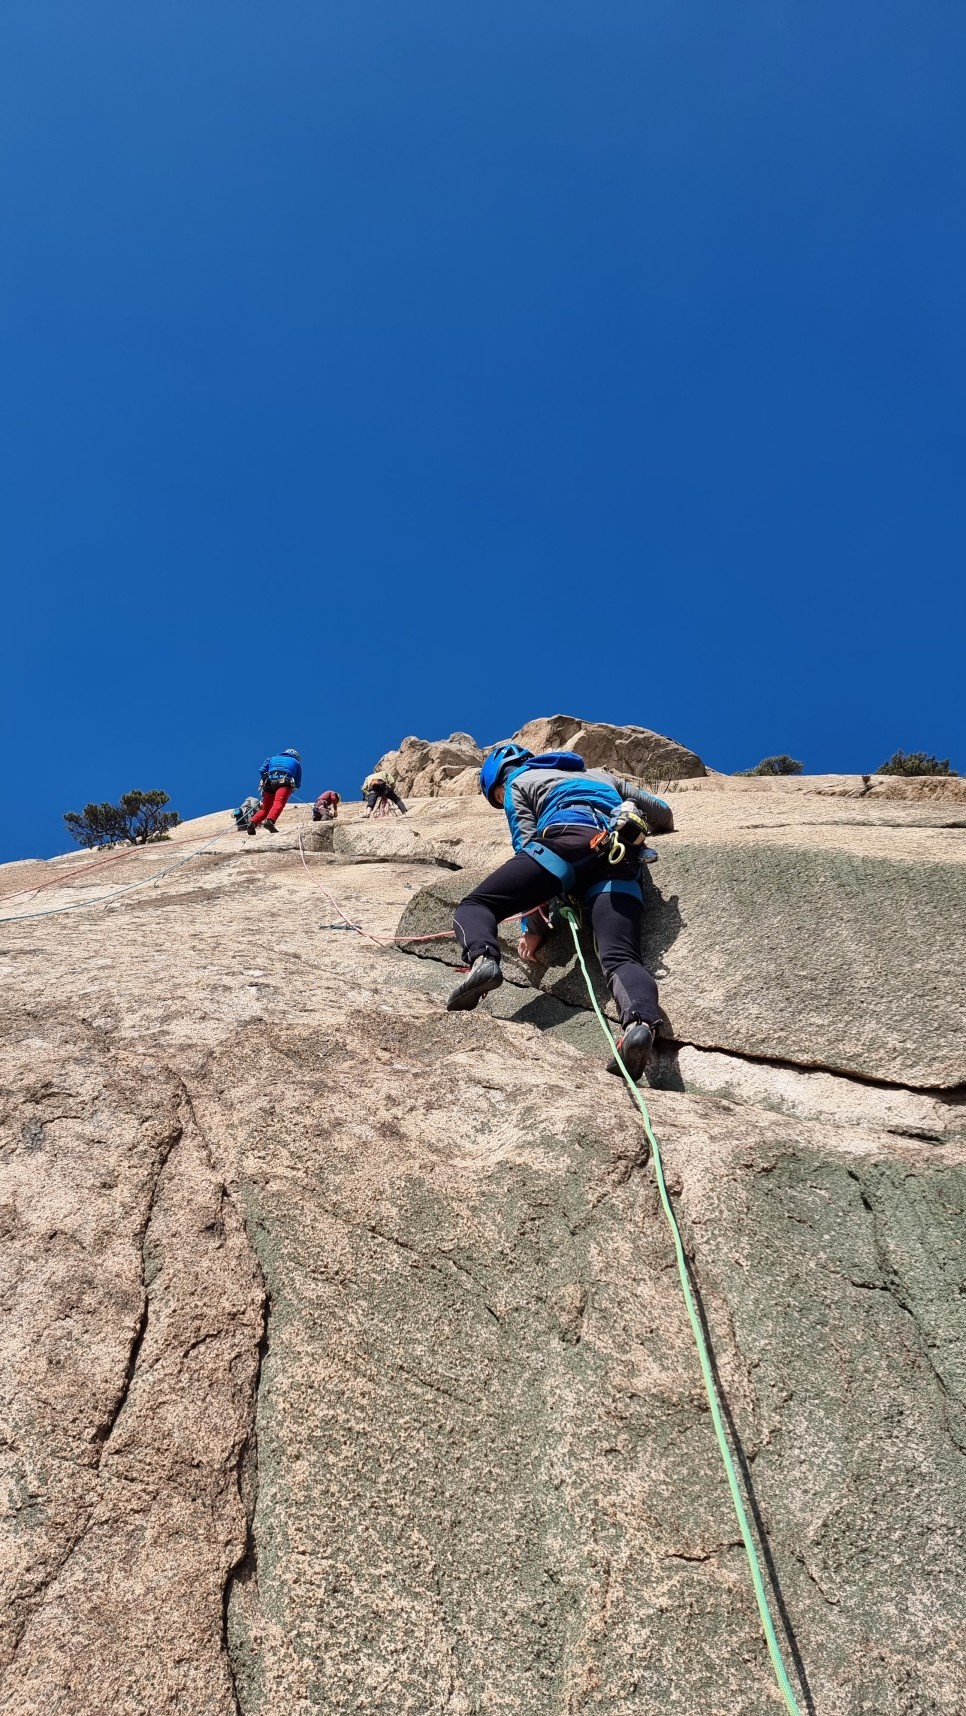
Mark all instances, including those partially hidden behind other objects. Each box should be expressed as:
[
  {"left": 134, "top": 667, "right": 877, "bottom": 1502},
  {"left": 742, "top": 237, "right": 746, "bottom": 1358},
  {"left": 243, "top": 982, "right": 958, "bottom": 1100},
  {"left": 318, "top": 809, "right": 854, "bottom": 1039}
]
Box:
[
  {"left": 0, "top": 1041, "right": 264, "bottom": 1716},
  {"left": 0, "top": 769, "right": 964, "bottom": 1715}
]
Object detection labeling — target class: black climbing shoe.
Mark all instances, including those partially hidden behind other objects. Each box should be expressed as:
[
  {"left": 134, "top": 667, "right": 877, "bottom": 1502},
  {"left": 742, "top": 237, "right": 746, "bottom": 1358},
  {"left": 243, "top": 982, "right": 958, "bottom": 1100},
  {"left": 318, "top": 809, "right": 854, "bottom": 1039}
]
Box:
[
  {"left": 247, "top": 823, "right": 258, "bottom": 836},
  {"left": 263, "top": 819, "right": 278, "bottom": 833},
  {"left": 446, "top": 955, "right": 504, "bottom": 1012},
  {"left": 606, "top": 1020, "right": 655, "bottom": 1083}
]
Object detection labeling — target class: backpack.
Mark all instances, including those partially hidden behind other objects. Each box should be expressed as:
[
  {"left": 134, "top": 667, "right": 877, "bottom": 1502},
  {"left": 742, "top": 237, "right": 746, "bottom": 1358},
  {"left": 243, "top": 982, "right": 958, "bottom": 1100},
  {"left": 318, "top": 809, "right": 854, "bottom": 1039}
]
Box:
[
  {"left": 232, "top": 795, "right": 260, "bottom": 828},
  {"left": 525, "top": 750, "right": 586, "bottom": 774}
]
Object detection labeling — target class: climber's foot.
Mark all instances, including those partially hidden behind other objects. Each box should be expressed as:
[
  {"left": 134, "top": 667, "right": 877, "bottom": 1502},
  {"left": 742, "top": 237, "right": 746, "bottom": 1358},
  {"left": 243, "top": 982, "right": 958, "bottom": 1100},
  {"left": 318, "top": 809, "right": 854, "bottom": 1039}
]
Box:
[
  {"left": 606, "top": 1021, "right": 655, "bottom": 1083},
  {"left": 446, "top": 955, "right": 504, "bottom": 1012},
  {"left": 263, "top": 819, "right": 278, "bottom": 833},
  {"left": 247, "top": 824, "right": 258, "bottom": 836}
]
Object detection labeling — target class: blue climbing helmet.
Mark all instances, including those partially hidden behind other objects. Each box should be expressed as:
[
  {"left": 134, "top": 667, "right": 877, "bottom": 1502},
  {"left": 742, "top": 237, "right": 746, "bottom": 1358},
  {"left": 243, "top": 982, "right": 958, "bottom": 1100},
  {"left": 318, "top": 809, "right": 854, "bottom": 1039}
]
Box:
[
  {"left": 479, "top": 743, "right": 532, "bottom": 806},
  {"left": 281, "top": 748, "right": 301, "bottom": 760}
]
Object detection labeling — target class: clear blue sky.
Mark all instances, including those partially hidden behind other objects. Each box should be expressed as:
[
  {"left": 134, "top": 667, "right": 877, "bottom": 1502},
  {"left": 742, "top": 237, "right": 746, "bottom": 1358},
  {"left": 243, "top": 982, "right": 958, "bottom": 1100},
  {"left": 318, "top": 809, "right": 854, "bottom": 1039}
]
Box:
[{"left": 2, "top": 1, "right": 964, "bottom": 860}]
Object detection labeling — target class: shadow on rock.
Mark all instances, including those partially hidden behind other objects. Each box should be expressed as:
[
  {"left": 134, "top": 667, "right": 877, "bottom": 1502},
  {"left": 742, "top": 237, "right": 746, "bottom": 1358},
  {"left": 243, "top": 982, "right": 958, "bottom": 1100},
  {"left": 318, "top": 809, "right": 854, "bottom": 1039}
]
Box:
[
  {"left": 648, "top": 1040, "right": 686, "bottom": 1093},
  {"left": 641, "top": 869, "right": 685, "bottom": 980}
]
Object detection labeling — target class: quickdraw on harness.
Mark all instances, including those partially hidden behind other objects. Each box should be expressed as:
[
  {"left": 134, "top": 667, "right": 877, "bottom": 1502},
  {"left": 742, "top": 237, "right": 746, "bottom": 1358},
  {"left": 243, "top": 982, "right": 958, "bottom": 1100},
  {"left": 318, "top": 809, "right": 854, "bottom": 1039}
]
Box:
[{"left": 588, "top": 799, "right": 659, "bottom": 868}]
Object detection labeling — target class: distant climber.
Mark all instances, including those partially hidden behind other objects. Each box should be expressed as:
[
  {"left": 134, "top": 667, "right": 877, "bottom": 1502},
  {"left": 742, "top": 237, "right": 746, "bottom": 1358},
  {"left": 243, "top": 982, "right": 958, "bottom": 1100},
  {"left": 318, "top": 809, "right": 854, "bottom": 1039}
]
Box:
[
  {"left": 446, "top": 744, "right": 674, "bottom": 1081},
  {"left": 248, "top": 749, "right": 303, "bottom": 834},
  {"left": 362, "top": 772, "right": 407, "bottom": 819},
  {"left": 312, "top": 790, "right": 341, "bottom": 821},
  {"left": 232, "top": 795, "right": 261, "bottom": 832}
]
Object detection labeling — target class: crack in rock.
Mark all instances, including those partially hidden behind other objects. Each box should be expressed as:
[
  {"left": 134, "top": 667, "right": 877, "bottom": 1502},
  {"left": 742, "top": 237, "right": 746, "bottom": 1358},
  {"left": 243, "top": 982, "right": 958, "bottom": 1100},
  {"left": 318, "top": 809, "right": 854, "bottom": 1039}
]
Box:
[{"left": 91, "top": 1123, "right": 183, "bottom": 1457}]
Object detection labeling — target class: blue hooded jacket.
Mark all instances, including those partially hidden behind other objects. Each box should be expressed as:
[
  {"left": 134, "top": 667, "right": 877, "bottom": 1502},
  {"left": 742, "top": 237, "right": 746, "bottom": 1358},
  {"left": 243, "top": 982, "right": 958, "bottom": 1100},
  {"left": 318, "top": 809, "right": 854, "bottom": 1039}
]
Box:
[{"left": 261, "top": 754, "right": 303, "bottom": 789}]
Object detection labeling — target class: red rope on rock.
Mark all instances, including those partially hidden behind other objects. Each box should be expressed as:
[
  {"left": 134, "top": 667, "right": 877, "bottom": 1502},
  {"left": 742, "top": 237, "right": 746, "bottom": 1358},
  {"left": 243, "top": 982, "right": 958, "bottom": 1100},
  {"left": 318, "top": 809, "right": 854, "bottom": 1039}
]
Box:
[{"left": 296, "top": 828, "right": 547, "bottom": 947}]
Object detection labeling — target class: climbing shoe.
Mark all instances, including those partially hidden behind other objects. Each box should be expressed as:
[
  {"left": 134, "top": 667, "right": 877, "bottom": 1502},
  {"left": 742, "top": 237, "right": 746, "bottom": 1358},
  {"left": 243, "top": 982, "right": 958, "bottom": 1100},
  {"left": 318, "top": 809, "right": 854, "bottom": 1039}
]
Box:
[
  {"left": 263, "top": 819, "right": 278, "bottom": 833},
  {"left": 606, "top": 1020, "right": 654, "bottom": 1083},
  {"left": 446, "top": 955, "right": 504, "bottom": 1012},
  {"left": 247, "top": 824, "right": 257, "bottom": 836}
]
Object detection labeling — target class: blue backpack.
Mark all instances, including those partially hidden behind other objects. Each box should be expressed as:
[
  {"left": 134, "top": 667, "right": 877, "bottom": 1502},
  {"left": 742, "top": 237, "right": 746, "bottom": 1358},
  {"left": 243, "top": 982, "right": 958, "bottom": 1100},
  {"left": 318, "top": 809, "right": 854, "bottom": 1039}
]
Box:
[{"left": 525, "top": 750, "right": 587, "bottom": 774}]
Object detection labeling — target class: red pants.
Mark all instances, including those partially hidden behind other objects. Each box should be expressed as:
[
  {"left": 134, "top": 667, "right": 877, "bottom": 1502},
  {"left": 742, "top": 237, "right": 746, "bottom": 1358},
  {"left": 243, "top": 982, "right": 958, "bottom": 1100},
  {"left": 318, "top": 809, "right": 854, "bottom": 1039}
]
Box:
[{"left": 250, "top": 784, "right": 292, "bottom": 826}]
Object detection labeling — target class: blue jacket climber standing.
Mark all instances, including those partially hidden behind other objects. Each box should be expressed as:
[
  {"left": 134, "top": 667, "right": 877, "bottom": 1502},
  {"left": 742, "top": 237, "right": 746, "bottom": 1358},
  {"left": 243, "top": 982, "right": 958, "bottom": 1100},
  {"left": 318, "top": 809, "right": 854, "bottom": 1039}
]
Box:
[
  {"left": 447, "top": 744, "right": 675, "bottom": 1081},
  {"left": 248, "top": 749, "right": 303, "bottom": 833}
]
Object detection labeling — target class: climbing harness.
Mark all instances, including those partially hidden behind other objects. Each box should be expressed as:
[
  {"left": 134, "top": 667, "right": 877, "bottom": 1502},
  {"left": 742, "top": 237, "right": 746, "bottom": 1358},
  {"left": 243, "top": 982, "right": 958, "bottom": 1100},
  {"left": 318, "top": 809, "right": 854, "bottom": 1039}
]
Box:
[
  {"left": 582, "top": 876, "right": 644, "bottom": 904},
  {"left": 560, "top": 905, "right": 803, "bottom": 1716},
  {"left": 521, "top": 839, "right": 579, "bottom": 892},
  {"left": 523, "top": 802, "right": 659, "bottom": 896},
  {"left": 588, "top": 800, "right": 658, "bottom": 868}
]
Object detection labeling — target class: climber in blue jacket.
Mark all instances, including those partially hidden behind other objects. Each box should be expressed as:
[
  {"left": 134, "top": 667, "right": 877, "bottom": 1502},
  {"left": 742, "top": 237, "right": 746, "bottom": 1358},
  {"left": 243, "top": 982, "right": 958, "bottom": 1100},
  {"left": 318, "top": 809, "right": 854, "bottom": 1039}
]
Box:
[
  {"left": 447, "top": 744, "right": 674, "bottom": 1081},
  {"left": 248, "top": 749, "right": 303, "bottom": 833}
]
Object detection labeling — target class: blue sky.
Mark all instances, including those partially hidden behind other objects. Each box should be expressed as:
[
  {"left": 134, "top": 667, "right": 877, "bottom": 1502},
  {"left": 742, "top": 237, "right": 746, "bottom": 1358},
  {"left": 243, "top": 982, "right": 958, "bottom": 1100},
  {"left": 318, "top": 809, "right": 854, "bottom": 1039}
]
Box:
[{"left": 2, "top": 0, "right": 964, "bottom": 860}]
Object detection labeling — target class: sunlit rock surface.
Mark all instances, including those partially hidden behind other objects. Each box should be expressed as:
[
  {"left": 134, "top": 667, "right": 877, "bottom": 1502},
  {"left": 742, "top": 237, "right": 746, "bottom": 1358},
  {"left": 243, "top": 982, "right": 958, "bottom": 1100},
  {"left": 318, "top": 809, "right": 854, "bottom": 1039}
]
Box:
[{"left": 1, "top": 760, "right": 964, "bottom": 1715}]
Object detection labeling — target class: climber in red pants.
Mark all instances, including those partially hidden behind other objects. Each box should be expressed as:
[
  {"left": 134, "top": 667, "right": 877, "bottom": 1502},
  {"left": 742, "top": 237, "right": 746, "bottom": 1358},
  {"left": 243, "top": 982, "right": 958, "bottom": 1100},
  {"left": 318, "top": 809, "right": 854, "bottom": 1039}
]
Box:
[{"left": 248, "top": 749, "right": 303, "bottom": 834}]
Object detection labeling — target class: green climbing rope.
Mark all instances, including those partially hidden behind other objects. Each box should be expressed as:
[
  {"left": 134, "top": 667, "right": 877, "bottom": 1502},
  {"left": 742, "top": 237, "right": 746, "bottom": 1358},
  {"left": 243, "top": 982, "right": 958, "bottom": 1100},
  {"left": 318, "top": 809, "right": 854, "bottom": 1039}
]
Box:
[{"left": 560, "top": 907, "right": 803, "bottom": 1716}]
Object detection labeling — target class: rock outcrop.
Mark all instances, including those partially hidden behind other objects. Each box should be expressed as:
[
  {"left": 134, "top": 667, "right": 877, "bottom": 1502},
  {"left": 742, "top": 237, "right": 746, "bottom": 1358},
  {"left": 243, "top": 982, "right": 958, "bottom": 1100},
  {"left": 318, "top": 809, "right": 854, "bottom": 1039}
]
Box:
[
  {"left": 372, "top": 731, "right": 485, "bottom": 799},
  {"left": 374, "top": 714, "right": 707, "bottom": 799},
  {"left": 510, "top": 714, "right": 706, "bottom": 782},
  {"left": 1, "top": 758, "right": 964, "bottom": 1715}
]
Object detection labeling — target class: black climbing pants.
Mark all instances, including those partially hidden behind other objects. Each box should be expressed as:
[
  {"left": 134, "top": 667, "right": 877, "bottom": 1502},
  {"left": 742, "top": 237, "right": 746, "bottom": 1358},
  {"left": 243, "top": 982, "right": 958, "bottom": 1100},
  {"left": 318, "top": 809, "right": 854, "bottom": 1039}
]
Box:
[
  {"left": 453, "top": 829, "right": 659, "bottom": 1027},
  {"left": 366, "top": 786, "right": 407, "bottom": 813}
]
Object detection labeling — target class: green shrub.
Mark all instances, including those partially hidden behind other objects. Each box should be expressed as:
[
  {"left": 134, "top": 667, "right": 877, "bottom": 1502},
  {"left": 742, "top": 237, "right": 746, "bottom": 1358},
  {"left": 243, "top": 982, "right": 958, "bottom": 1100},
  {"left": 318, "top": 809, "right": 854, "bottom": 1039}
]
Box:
[
  {"left": 64, "top": 790, "right": 181, "bottom": 848},
  {"left": 735, "top": 754, "right": 804, "bottom": 777},
  {"left": 876, "top": 751, "right": 958, "bottom": 777}
]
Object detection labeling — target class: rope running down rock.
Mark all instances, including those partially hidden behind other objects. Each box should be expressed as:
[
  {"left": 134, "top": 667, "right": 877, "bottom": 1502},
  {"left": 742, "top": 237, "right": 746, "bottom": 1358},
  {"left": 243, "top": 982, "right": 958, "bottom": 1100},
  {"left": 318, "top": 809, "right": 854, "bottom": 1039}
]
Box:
[
  {"left": 560, "top": 904, "right": 804, "bottom": 1716},
  {"left": 0, "top": 829, "right": 237, "bottom": 924}
]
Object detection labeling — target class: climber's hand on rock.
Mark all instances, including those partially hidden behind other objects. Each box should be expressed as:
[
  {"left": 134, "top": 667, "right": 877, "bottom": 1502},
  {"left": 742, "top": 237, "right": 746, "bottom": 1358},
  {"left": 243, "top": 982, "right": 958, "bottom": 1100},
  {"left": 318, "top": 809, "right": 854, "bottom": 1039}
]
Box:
[{"left": 518, "top": 931, "right": 546, "bottom": 963}]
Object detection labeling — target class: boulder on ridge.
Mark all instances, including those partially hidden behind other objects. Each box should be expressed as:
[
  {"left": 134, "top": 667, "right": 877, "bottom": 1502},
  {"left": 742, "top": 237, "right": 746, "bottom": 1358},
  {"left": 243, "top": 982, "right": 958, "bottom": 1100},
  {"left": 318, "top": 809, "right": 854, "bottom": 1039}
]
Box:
[
  {"left": 510, "top": 715, "right": 706, "bottom": 782},
  {"left": 373, "top": 715, "right": 706, "bottom": 800},
  {"left": 373, "top": 733, "right": 483, "bottom": 799}
]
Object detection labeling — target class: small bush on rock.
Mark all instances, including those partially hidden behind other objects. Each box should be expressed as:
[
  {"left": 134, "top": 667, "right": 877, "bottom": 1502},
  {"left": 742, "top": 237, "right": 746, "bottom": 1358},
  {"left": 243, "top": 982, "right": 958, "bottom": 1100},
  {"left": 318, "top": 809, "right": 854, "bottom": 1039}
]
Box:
[
  {"left": 876, "top": 750, "right": 958, "bottom": 777},
  {"left": 736, "top": 755, "right": 804, "bottom": 777},
  {"left": 64, "top": 790, "right": 181, "bottom": 848}
]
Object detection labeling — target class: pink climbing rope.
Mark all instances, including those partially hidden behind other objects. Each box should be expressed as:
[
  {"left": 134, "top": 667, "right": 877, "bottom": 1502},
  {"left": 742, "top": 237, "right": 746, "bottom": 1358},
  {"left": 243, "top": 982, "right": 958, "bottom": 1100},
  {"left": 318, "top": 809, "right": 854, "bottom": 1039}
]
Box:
[
  {"left": 0, "top": 818, "right": 249, "bottom": 905},
  {"left": 296, "top": 827, "right": 457, "bottom": 945},
  {"left": 296, "top": 827, "right": 549, "bottom": 947}
]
